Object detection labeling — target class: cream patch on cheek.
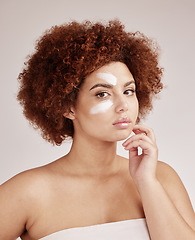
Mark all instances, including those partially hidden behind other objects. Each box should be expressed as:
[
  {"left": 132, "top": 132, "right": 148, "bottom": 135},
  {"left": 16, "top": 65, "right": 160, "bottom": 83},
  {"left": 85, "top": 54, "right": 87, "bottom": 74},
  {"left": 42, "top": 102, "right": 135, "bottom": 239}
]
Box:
[
  {"left": 90, "top": 100, "right": 113, "bottom": 114},
  {"left": 97, "top": 72, "right": 117, "bottom": 85}
]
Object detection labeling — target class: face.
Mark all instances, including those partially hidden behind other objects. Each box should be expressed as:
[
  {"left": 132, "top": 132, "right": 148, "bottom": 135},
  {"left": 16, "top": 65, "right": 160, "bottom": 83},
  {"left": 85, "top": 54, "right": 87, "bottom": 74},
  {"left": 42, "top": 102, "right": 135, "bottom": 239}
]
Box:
[{"left": 69, "top": 62, "right": 139, "bottom": 142}]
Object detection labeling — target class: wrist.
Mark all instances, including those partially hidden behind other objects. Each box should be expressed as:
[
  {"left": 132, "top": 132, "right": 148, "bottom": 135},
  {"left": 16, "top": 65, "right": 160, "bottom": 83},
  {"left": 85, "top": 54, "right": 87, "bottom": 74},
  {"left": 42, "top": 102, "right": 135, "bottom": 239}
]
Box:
[{"left": 134, "top": 176, "right": 160, "bottom": 195}]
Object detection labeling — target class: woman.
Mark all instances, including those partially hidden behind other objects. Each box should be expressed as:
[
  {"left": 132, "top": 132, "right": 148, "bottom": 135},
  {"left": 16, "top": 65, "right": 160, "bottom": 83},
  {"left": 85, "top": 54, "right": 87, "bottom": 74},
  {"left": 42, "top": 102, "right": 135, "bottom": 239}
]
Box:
[{"left": 0, "top": 20, "right": 195, "bottom": 240}]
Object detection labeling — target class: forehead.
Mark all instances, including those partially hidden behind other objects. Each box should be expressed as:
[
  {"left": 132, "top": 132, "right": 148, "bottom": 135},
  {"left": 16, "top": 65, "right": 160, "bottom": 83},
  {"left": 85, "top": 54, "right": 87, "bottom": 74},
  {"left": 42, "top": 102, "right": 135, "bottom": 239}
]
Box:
[{"left": 83, "top": 62, "right": 134, "bottom": 87}]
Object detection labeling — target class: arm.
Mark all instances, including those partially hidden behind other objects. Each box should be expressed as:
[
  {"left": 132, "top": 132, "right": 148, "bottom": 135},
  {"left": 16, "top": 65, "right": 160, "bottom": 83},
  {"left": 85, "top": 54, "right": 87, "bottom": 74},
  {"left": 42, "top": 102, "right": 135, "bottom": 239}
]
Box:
[
  {"left": 123, "top": 125, "right": 195, "bottom": 240},
  {"left": 0, "top": 172, "right": 32, "bottom": 239}
]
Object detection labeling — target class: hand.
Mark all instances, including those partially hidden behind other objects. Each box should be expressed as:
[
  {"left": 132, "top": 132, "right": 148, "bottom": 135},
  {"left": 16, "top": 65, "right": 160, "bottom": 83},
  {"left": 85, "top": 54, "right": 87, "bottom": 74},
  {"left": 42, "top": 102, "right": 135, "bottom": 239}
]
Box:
[{"left": 122, "top": 124, "right": 158, "bottom": 187}]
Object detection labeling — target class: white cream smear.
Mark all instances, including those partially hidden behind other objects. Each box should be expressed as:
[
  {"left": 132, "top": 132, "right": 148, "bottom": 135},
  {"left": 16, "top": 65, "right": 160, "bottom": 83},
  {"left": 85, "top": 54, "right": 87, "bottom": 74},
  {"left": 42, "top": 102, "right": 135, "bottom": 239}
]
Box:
[
  {"left": 90, "top": 100, "right": 113, "bottom": 114},
  {"left": 96, "top": 72, "right": 117, "bottom": 85}
]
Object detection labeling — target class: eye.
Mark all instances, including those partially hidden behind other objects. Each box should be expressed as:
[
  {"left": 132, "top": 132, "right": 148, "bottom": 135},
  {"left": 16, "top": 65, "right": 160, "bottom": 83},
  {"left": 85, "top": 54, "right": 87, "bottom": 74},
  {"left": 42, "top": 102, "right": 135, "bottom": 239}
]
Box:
[
  {"left": 95, "top": 92, "right": 109, "bottom": 98},
  {"left": 124, "top": 89, "right": 135, "bottom": 96}
]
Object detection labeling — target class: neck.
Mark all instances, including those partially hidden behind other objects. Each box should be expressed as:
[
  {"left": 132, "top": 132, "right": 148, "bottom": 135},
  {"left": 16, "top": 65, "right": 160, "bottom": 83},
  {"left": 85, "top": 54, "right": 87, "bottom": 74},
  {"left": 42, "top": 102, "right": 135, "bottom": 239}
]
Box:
[{"left": 66, "top": 134, "right": 121, "bottom": 179}]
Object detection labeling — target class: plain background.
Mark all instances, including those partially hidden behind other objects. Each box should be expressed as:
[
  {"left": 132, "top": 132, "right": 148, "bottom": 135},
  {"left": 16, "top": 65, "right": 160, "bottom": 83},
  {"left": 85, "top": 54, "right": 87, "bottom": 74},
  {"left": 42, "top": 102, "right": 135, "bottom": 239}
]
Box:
[{"left": 0, "top": 0, "right": 195, "bottom": 214}]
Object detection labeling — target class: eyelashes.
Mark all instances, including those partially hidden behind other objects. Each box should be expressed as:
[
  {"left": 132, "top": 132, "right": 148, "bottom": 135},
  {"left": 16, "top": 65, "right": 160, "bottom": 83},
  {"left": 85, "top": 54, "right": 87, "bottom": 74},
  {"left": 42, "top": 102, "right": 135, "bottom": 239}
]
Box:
[
  {"left": 124, "top": 89, "right": 136, "bottom": 96},
  {"left": 95, "top": 92, "right": 109, "bottom": 98},
  {"left": 95, "top": 89, "right": 136, "bottom": 99}
]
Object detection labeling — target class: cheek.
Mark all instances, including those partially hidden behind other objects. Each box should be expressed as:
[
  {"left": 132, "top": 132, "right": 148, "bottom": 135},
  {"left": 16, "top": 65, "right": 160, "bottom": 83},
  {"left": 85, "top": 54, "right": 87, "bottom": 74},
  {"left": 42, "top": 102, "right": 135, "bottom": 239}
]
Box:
[
  {"left": 134, "top": 98, "right": 139, "bottom": 118},
  {"left": 90, "top": 100, "right": 113, "bottom": 115},
  {"left": 127, "top": 97, "right": 139, "bottom": 120}
]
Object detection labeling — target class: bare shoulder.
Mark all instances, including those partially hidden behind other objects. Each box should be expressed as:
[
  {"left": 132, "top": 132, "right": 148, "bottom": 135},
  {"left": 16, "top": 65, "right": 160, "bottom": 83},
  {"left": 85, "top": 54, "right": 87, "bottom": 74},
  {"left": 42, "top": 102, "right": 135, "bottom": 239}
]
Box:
[
  {"left": 156, "top": 161, "right": 195, "bottom": 228},
  {"left": 156, "top": 160, "right": 180, "bottom": 183},
  {"left": 156, "top": 160, "right": 190, "bottom": 200},
  {"left": 156, "top": 161, "right": 189, "bottom": 191},
  {"left": 0, "top": 165, "right": 53, "bottom": 239},
  {"left": 0, "top": 163, "right": 58, "bottom": 211},
  {"left": 1, "top": 164, "right": 52, "bottom": 197}
]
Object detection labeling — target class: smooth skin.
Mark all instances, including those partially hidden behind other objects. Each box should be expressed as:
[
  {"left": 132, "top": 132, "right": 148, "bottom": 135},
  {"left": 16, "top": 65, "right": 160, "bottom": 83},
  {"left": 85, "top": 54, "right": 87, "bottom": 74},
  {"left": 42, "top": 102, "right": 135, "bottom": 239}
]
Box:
[
  {"left": 123, "top": 124, "right": 195, "bottom": 239},
  {"left": 0, "top": 62, "right": 195, "bottom": 239}
]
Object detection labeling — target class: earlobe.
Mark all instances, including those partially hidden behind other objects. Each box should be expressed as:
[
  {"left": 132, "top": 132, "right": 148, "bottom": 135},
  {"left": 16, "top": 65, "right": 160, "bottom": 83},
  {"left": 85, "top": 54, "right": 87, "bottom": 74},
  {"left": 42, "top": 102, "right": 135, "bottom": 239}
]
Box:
[{"left": 63, "top": 109, "right": 76, "bottom": 120}]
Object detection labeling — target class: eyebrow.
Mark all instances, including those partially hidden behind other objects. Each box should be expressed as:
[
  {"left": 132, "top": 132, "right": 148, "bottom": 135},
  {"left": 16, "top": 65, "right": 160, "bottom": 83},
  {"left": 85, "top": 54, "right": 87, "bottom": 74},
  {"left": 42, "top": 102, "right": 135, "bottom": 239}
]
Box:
[{"left": 89, "top": 80, "right": 135, "bottom": 91}]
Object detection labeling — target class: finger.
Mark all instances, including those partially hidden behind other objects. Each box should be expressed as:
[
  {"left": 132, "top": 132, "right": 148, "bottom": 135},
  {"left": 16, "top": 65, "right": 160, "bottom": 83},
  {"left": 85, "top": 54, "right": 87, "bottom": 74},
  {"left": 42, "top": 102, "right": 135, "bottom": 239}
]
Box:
[
  {"left": 133, "top": 124, "right": 156, "bottom": 143},
  {"left": 122, "top": 132, "right": 153, "bottom": 147},
  {"left": 128, "top": 146, "right": 140, "bottom": 155},
  {"left": 124, "top": 139, "right": 156, "bottom": 156}
]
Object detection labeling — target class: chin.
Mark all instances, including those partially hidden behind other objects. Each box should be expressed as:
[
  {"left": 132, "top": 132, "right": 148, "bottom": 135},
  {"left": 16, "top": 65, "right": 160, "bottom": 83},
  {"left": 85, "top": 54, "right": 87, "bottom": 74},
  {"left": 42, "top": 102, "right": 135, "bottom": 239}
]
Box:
[
  {"left": 110, "top": 130, "right": 132, "bottom": 142},
  {"left": 116, "top": 135, "right": 130, "bottom": 141}
]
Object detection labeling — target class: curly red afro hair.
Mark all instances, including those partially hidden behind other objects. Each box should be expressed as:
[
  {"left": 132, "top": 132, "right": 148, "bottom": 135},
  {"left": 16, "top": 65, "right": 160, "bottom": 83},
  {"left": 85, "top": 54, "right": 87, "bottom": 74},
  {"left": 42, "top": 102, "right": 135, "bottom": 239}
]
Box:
[{"left": 17, "top": 19, "right": 163, "bottom": 145}]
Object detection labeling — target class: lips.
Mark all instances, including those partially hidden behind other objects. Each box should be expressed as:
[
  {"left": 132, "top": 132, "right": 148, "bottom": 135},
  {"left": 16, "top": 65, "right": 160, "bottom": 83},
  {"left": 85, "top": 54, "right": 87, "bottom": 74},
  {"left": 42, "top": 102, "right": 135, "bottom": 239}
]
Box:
[{"left": 113, "top": 117, "right": 131, "bottom": 128}]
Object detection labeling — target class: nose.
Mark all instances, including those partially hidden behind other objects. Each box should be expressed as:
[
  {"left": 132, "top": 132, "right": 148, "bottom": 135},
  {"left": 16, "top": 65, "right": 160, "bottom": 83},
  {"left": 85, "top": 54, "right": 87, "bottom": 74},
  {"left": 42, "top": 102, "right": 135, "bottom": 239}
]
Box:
[{"left": 115, "top": 95, "right": 128, "bottom": 113}]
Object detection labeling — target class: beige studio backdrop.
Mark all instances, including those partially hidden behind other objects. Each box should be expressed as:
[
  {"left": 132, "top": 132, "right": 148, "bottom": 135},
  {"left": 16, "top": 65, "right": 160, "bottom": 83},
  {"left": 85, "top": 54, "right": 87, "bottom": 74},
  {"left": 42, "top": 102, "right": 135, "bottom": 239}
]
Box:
[{"left": 0, "top": 0, "right": 195, "bottom": 210}]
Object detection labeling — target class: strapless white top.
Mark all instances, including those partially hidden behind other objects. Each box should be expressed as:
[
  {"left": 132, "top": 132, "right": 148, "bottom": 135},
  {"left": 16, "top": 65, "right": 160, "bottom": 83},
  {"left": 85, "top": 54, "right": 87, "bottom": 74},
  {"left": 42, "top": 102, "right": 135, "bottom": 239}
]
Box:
[{"left": 40, "top": 218, "right": 150, "bottom": 240}]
